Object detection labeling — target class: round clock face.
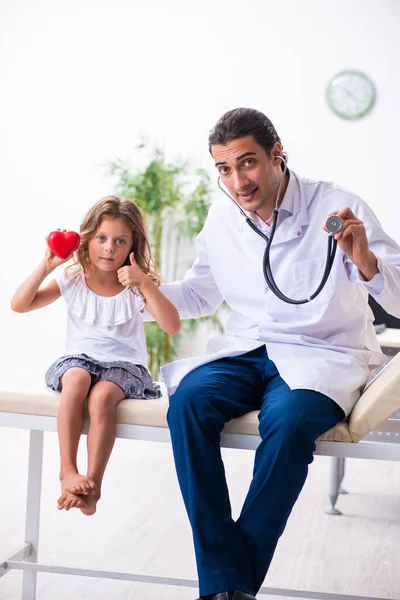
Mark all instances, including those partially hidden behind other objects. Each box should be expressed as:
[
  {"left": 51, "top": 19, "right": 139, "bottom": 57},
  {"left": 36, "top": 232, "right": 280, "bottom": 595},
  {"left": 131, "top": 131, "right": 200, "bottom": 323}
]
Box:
[{"left": 326, "top": 70, "right": 376, "bottom": 120}]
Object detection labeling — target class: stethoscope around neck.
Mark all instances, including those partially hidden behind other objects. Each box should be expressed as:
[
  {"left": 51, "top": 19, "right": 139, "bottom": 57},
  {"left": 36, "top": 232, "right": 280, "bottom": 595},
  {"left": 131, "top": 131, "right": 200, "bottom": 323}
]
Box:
[{"left": 217, "top": 156, "right": 342, "bottom": 305}]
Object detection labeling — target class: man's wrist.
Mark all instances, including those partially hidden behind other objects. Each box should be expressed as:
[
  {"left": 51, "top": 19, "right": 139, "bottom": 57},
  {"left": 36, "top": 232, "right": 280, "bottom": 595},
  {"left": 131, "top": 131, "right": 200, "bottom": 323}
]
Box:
[{"left": 355, "top": 251, "right": 379, "bottom": 281}]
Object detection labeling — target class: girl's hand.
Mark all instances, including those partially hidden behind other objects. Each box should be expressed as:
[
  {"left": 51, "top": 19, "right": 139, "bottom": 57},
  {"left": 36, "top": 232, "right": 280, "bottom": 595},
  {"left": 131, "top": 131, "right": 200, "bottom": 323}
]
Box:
[{"left": 117, "top": 252, "right": 148, "bottom": 288}]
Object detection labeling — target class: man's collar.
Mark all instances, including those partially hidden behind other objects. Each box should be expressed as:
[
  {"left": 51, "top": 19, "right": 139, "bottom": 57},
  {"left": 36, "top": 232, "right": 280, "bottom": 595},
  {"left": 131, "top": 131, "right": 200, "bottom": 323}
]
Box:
[{"left": 277, "top": 169, "right": 295, "bottom": 215}]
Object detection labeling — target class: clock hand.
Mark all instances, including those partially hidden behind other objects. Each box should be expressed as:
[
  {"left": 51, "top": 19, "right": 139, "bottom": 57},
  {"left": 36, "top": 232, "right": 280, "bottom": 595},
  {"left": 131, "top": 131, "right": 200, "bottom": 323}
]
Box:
[{"left": 333, "top": 84, "right": 361, "bottom": 104}]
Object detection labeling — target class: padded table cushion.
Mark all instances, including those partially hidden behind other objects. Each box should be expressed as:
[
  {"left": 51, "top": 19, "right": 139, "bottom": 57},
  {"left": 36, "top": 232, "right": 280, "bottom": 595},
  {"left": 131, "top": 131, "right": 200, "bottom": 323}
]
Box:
[{"left": 1, "top": 352, "right": 400, "bottom": 443}]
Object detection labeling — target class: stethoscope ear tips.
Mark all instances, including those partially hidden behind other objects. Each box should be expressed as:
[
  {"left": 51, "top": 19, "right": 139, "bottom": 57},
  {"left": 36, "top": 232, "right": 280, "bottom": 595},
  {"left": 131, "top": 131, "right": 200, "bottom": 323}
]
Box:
[{"left": 325, "top": 215, "right": 343, "bottom": 235}]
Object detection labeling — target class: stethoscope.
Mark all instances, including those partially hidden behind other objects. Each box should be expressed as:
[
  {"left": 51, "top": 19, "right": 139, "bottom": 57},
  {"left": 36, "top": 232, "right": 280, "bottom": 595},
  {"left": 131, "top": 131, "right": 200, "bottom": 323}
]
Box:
[{"left": 217, "top": 156, "right": 343, "bottom": 304}]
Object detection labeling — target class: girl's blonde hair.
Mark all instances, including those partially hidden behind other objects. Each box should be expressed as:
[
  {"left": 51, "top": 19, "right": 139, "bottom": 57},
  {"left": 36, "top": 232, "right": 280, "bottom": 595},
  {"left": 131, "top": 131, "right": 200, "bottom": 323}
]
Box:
[{"left": 66, "top": 195, "right": 160, "bottom": 287}]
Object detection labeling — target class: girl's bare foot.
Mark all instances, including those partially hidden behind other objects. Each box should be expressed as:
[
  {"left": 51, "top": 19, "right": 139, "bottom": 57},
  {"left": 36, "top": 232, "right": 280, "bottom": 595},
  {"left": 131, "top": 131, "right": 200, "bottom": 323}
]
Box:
[
  {"left": 57, "top": 490, "right": 85, "bottom": 511},
  {"left": 79, "top": 490, "right": 101, "bottom": 516},
  {"left": 57, "top": 488, "right": 100, "bottom": 514},
  {"left": 59, "top": 472, "right": 97, "bottom": 496}
]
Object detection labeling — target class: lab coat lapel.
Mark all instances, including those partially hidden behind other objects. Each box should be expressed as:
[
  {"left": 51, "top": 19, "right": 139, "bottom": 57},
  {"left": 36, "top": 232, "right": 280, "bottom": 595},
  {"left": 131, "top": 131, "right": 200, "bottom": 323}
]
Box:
[
  {"left": 270, "top": 212, "right": 304, "bottom": 246},
  {"left": 270, "top": 172, "right": 309, "bottom": 246}
]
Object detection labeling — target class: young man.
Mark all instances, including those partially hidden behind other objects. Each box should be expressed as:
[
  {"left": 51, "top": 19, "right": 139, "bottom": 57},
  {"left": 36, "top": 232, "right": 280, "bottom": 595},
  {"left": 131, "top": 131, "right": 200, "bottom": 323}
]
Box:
[{"left": 160, "top": 108, "right": 400, "bottom": 600}]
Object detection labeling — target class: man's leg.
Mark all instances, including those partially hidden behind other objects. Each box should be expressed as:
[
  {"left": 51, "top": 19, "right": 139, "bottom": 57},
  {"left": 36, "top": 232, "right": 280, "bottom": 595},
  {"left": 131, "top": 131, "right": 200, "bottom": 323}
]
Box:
[
  {"left": 236, "top": 359, "right": 345, "bottom": 593},
  {"left": 167, "top": 347, "right": 266, "bottom": 597}
]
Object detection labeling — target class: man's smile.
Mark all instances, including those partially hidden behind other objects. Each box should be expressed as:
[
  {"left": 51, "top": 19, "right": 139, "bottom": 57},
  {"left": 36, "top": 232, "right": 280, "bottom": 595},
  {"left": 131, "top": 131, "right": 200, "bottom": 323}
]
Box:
[{"left": 238, "top": 187, "right": 259, "bottom": 202}]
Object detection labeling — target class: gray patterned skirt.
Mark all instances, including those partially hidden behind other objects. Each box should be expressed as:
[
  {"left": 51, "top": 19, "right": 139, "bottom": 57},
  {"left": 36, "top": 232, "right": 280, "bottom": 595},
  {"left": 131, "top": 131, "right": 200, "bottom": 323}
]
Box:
[{"left": 45, "top": 353, "right": 161, "bottom": 399}]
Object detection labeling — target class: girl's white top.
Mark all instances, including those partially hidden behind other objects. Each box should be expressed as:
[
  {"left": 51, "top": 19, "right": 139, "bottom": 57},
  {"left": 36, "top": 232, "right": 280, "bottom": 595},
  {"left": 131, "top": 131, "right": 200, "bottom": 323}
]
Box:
[{"left": 56, "top": 269, "right": 147, "bottom": 366}]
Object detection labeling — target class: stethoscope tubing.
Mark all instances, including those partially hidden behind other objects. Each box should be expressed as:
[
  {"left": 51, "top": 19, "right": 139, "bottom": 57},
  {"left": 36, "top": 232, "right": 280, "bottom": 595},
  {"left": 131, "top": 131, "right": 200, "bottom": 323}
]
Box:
[{"left": 217, "top": 157, "right": 338, "bottom": 304}]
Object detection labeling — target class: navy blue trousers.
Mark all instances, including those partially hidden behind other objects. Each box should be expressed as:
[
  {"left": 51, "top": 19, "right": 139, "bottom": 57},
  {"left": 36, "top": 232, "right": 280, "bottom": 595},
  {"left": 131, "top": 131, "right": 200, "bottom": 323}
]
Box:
[{"left": 166, "top": 346, "right": 345, "bottom": 597}]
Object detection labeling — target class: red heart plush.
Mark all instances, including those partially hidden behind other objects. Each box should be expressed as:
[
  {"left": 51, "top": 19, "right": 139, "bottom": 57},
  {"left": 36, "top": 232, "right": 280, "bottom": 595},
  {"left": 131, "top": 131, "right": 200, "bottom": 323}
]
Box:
[{"left": 47, "top": 230, "right": 80, "bottom": 259}]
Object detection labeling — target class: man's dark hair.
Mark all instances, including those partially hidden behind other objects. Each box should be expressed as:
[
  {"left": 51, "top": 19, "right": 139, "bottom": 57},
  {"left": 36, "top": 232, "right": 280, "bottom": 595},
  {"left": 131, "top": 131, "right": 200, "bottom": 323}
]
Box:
[{"left": 208, "top": 108, "right": 286, "bottom": 168}]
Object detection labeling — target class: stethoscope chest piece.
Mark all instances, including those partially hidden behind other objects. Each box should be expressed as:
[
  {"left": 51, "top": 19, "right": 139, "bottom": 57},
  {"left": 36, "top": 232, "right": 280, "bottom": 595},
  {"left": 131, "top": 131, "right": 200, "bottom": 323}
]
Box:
[{"left": 325, "top": 215, "right": 343, "bottom": 235}]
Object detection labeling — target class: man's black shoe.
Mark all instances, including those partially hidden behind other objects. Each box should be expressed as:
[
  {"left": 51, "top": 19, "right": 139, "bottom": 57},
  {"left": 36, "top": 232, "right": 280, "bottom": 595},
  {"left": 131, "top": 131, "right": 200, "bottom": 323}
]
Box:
[
  {"left": 197, "top": 591, "right": 257, "bottom": 600},
  {"left": 197, "top": 593, "right": 231, "bottom": 600},
  {"left": 231, "top": 592, "right": 257, "bottom": 600}
]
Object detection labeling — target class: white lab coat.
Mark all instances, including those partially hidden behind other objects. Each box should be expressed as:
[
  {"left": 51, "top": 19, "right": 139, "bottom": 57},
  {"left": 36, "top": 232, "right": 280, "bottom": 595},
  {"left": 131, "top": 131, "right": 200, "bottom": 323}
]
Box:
[{"left": 158, "top": 171, "right": 400, "bottom": 416}]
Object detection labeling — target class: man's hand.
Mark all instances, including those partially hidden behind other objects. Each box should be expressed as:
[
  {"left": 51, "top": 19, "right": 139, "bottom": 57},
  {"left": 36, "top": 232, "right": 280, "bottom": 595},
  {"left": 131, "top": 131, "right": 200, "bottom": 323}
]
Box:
[
  {"left": 117, "top": 252, "right": 148, "bottom": 288},
  {"left": 323, "top": 207, "right": 379, "bottom": 281}
]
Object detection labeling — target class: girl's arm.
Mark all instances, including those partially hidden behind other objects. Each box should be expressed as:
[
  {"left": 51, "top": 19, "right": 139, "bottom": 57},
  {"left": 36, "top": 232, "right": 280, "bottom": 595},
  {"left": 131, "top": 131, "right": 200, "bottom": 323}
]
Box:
[
  {"left": 117, "top": 252, "right": 181, "bottom": 335},
  {"left": 11, "top": 247, "right": 67, "bottom": 313},
  {"left": 138, "top": 278, "right": 181, "bottom": 335},
  {"left": 143, "top": 219, "right": 223, "bottom": 321}
]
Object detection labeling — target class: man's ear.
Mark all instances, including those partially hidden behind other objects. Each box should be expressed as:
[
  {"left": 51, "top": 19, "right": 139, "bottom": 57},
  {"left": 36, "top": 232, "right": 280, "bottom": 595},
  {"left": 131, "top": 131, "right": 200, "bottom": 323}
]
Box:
[{"left": 271, "top": 141, "right": 283, "bottom": 160}]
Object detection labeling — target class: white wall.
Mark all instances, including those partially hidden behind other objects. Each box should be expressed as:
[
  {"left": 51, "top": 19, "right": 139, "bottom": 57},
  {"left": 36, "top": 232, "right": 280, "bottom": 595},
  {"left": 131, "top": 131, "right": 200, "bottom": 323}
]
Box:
[{"left": 1, "top": 0, "right": 399, "bottom": 381}]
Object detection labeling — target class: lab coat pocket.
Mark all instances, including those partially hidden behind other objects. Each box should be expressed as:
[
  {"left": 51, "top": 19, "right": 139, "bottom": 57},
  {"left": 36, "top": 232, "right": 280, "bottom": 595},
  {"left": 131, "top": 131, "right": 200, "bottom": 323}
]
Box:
[{"left": 291, "top": 257, "right": 335, "bottom": 308}]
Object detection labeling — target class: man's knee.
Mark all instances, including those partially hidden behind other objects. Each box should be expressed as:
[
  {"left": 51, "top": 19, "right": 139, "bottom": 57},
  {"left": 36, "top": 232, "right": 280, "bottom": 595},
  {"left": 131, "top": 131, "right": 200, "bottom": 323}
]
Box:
[
  {"left": 259, "top": 390, "right": 342, "bottom": 444},
  {"left": 259, "top": 409, "right": 306, "bottom": 442}
]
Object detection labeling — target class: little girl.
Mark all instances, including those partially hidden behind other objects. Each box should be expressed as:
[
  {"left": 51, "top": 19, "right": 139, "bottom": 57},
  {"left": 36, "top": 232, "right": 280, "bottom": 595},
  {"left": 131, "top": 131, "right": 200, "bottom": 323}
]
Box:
[{"left": 11, "top": 195, "right": 180, "bottom": 516}]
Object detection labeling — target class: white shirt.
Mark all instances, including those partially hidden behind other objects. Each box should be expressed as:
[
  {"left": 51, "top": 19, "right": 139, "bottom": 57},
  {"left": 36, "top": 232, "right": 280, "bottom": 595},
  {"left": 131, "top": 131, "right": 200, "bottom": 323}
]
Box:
[
  {"left": 158, "top": 171, "right": 400, "bottom": 416},
  {"left": 56, "top": 270, "right": 148, "bottom": 366}
]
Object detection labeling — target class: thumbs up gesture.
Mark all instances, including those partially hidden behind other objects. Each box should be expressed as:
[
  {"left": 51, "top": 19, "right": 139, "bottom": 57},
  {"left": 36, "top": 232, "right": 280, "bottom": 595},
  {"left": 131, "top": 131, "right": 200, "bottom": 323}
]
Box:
[{"left": 117, "top": 252, "right": 147, "bottom": 288}]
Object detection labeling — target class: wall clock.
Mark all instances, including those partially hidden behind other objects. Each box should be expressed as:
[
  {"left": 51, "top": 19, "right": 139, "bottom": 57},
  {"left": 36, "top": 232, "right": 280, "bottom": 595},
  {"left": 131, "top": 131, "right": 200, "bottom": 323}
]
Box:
[{"left": 326, "top": 70, "right": 376, "bottom": 119}]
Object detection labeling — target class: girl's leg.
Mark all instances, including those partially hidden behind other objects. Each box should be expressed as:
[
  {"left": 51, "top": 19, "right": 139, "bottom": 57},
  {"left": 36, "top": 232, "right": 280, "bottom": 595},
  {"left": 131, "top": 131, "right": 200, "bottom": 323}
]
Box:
[
  {"left": 81, "top": 381, "right": 125, "bottom": 516},
  {"left": 57, "top": 367, "right": 96, "bottom": 509}
]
